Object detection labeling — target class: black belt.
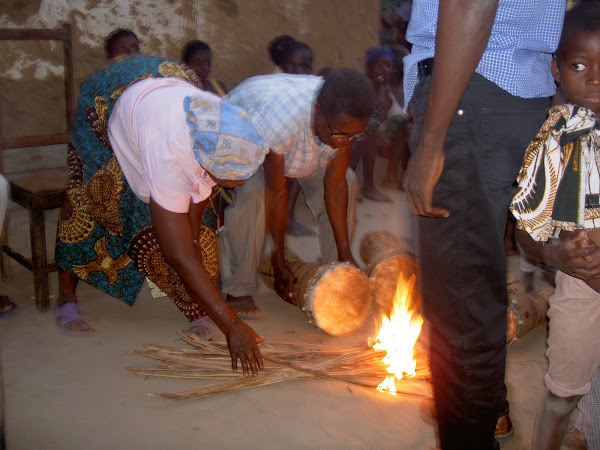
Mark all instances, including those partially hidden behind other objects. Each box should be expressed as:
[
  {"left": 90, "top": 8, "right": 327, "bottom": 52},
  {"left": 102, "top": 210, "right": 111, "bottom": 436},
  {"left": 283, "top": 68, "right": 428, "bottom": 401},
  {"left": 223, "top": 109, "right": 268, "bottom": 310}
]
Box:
[{"left": 418, "top": 58, "right": 434, "bottom": 79}]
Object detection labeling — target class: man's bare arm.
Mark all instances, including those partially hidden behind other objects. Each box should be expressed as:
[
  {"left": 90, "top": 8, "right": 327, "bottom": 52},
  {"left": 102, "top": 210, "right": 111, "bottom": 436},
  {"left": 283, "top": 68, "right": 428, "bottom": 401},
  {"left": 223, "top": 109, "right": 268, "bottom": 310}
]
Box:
[
  {"left": 403, "top": 0, "right": 500, "bottom": 217},
  {"left": 324, "top": 145, "right": 355, "bottom": 264},
  {"left": 263, "top": 150, "right": 296, "bottom": 300}
]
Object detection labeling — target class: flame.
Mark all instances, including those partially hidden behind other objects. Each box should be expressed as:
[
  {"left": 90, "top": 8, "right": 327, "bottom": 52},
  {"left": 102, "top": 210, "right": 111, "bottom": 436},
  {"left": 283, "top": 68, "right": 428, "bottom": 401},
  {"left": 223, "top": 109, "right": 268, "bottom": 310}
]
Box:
[{"left": 373, "top": 272, "right": 423, "bottom": 395}]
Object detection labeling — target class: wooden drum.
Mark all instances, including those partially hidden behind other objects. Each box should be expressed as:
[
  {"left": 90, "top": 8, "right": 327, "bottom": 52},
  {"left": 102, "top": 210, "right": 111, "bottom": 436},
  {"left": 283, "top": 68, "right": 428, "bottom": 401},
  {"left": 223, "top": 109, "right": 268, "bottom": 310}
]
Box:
[
  {"left": 259, "top": 251, "right": 371, "bottom": 336},
  {"left": 359, "top": 230, "right": 420, "bottom": 316},
  {"left": 506, "top": 286, "right": 553, "bottom": 344}
]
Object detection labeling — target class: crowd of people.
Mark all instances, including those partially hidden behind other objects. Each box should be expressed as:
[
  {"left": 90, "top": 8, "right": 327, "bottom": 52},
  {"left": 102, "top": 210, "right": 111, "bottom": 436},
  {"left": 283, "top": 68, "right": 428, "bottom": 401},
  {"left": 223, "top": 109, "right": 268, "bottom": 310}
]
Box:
[{"left": 2, "top": 0, "right": 600, "bottom": 448}]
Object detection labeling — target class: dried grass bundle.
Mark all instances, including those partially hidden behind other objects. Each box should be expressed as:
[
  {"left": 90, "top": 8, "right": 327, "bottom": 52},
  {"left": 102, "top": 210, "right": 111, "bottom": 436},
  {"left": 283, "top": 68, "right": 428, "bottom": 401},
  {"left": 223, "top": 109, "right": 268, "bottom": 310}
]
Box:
[{"left": 120, "top": 332, "right": 430, "bottom": 400}]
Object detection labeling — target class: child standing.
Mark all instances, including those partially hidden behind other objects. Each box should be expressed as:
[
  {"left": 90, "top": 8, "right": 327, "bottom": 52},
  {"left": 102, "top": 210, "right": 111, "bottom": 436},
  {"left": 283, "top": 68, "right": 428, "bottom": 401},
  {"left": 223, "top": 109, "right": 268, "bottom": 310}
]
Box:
[{"left": 510, "top": 4, "right": 600, "bottom": 448}]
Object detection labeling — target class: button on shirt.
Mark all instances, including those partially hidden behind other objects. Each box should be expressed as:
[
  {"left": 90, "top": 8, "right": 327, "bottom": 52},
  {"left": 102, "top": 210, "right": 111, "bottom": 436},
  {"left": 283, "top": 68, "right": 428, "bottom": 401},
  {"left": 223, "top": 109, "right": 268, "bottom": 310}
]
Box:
[
  {"left": 403, "top": 0, "right": 566, "bottom": 106},
  {"left": 225, "top": 74, "right": 336, "bottom": 179}
]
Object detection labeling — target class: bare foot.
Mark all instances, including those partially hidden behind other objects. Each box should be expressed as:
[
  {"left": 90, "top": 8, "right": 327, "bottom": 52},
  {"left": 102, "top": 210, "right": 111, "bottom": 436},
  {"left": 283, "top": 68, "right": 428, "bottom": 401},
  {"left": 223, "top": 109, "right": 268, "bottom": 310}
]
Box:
[
  {"left": 286, "top": 218, "right": 315, "bottom": 236},
  {"left": 360, "top": 186, "right": 392, "bottom": 203},
  {"left": 226, "top": 295, "right": 263, "bottom": 320}
]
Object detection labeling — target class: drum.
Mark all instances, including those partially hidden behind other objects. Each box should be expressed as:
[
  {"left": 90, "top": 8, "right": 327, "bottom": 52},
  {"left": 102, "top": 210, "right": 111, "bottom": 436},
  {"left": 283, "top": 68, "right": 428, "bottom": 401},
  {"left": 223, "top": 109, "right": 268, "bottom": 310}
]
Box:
[
  {"left": 258, "top": 251, "right": 371, "bottom": 336},
  {"left": 359, "top": 230, "right": 420, "bottom": 316},
  {"left": 506, "top": 286, "right": 553, "bottom": 343}
]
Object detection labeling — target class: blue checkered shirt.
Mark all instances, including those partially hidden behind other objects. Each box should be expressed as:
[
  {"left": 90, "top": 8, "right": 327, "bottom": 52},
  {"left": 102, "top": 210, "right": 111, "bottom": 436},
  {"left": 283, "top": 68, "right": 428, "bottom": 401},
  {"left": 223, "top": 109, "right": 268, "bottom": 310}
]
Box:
[
  {"left": 224, "top": 74, "right": 336, "bottom": 179},
  {"left": 403, "top": 0, "right": 566, "bottom": 106}
]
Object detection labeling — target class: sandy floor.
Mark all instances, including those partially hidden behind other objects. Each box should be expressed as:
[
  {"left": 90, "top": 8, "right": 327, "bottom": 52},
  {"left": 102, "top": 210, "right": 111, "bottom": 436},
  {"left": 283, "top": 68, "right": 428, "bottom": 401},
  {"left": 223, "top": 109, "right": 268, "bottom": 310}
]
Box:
[{"left": 0, "top": 159, "right": 572, "bottom": 449}]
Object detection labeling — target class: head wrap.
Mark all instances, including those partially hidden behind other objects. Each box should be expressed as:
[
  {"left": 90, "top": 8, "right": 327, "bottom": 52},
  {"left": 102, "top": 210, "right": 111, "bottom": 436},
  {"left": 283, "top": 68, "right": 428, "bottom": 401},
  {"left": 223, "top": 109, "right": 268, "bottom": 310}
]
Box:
[
  {"left": 184, "top": 94, "right": 267, "bottom": 180},
  {"left": 394, "top": 1, "right": 412, "bottom": 23},
  {"left": 364, "top": 46, "right": 394, "bottom": 68}
]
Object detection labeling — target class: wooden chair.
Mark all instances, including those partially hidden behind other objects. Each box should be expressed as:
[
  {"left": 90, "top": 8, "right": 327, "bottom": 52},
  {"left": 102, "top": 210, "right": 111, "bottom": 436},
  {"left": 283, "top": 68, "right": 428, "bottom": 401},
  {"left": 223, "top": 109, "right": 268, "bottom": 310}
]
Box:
[{"left": 0, "top": 24, "right": 75, "bottom": 311}]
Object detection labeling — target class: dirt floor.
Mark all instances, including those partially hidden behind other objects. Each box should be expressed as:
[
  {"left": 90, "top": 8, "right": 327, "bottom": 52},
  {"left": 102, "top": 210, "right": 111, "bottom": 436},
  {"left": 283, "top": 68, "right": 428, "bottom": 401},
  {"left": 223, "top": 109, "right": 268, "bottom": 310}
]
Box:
[{"left": 0, "top": 159, "right": 578, "bottom": 449}]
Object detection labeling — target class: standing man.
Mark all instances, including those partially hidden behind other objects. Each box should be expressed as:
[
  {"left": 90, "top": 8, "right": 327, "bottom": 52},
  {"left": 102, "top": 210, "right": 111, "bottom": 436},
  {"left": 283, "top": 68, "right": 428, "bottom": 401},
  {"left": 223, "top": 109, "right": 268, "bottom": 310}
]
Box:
[
  {"left": 220, "top": 70, "right": 374, "bottom": 318},
  {"left": 402, "top": 1, "right": 565, "bottom": 448}
]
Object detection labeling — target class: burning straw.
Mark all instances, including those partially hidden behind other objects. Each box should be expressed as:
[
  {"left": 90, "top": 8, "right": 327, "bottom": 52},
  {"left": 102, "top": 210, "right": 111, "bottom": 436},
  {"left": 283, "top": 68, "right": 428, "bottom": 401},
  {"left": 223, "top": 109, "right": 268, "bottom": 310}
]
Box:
[{"left": 120, "top": 332, "right": 430, "bottom": 400}]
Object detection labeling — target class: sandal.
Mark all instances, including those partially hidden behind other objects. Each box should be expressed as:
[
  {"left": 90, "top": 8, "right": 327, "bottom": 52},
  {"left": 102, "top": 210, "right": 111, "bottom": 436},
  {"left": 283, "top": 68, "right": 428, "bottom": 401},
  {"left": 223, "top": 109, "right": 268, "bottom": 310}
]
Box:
[
  {"left": 226, "top": 295, "right": 263, "bottom": 320},
  {"left": 0, "top": 295, "right": 17, "bottom": 317},
  {"left": 54, "top": 302, "right": 94, "bottom": 335}
]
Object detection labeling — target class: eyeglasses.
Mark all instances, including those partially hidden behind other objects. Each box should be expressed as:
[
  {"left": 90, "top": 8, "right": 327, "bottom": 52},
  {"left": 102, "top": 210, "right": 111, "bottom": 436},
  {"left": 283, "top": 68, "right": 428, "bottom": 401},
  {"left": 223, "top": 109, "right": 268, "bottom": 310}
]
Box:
[{"left": 323, "top": 114, "right": 363, "bottom": 144}]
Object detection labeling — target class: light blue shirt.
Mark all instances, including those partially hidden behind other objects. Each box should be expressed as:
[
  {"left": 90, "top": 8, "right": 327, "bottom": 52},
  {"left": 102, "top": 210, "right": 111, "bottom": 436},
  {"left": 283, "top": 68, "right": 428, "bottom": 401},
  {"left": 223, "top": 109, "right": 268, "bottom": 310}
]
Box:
[
  {"left": 225, "top": 74, "right": 336, "bottom": 179},
  {"left": 403, "top": 0, "right": 566, "bottom": 106}
]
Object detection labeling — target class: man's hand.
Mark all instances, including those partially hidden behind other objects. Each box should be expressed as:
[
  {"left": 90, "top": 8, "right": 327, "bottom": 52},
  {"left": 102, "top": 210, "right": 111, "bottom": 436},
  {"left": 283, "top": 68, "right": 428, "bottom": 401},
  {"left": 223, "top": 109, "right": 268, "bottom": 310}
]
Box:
[
  {"left": 225, "top": 320, "right": 265, "bottom": 377},
  {"left": 542, "top": 230, "right": 600, "bottom": 280},
  {"left": 272, "top": 253, "right": 297, "bottom": 303},
  {"left": 338, "top": 249, "right": 358, "bottom": 267},
  {"left": 402, "top": 142, "right": 449, "bottom": 218}
]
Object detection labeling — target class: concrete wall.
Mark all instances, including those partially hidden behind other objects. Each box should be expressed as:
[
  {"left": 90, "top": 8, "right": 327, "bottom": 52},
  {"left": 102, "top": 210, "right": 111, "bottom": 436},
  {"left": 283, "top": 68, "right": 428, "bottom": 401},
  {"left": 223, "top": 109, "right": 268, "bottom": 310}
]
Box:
[{"left": 0, "top": 0, "right": 380, "bottom": 165}]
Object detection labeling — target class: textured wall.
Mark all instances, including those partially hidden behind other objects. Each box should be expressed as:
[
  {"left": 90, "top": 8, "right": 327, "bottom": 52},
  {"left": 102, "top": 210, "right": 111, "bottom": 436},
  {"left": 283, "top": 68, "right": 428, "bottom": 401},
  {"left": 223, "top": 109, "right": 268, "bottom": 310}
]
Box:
[{"left": 0, "top": 0, "right": 379, "bottom": 161}]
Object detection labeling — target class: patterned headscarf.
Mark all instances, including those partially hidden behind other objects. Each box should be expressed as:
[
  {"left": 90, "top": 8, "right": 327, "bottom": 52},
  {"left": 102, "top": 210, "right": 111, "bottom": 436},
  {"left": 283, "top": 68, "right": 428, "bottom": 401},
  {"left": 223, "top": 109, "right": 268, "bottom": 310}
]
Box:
[{"left": 184, "top": 94, "right": 267, "bottom": 180}]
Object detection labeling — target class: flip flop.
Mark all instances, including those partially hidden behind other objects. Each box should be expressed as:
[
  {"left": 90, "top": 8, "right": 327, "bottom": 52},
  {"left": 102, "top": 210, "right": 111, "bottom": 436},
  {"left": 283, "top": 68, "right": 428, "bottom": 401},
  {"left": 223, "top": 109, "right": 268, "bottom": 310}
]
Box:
[
  {"left": 0, "top": 296, "right": 17, "bottom": 317},
  {"left": 186, "top": 315, "right": 220, "bottom": 341},
  {"left": 54, "top": 302, "right": 94, "bottom": 335},
  {"left": 226, "top": 295, "right": 264, "bottom": 320}
]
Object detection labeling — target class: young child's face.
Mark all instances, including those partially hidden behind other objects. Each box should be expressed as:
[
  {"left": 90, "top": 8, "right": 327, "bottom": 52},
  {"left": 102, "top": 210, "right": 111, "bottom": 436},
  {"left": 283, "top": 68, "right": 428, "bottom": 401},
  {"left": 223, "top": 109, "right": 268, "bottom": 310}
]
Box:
[
  {"left": 186, "top": 49, "right": 211, "bottom": 81},
  {"left": 367, "top": 56, "right": 393, "bottom": 84},
  {"left": 552, "top": 30, "right": 600, "bottom": 114}
]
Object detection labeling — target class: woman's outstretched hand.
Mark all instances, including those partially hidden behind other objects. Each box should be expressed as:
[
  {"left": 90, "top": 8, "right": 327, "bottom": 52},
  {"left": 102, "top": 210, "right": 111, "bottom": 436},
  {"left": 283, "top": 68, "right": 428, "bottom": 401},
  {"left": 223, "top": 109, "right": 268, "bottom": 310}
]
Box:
[{"left": 225, "top": 320, "right": 265, "bottom": 376}]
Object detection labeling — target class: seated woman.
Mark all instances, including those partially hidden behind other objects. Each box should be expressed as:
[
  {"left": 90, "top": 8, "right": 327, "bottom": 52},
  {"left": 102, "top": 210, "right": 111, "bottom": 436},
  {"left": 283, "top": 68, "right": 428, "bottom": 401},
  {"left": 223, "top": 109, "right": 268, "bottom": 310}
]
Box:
[
  {"left": 181, "top": 40, "right": 228, "bottom": 96},
  {"left": 54, "top": 54, "right": 267, "bottom": 376},
  {"left": 350, "top": 46, "right": 410, "bottom": 202}
]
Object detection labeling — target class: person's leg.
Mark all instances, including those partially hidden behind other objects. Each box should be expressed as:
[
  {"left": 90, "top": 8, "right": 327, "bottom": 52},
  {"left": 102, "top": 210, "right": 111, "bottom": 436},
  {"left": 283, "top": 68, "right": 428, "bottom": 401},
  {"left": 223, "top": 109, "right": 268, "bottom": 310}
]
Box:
[
  {"left": 574, "top": 366, "right": 600, "bottom": 448},
  {"left": 219, "top": 169, "right": 266, "bottom": 318},
  {"left": 299, "top": 167, "right": 358, "bottom": 263},
  {"left": 534, "top": 390, "right": 582, "bottom": 449},
  {"left": 533, "top": 272, "right": 600, "bottom": 449},
  {"left": 286, "top": 178, "right": 315, "bottom": 236},
  {"left": 411, "top": 74, "right": 549, "bottom": 449},
  {"left": 354, "top": 130, "right": 392, "bottom": 202},
  {"left": 383, "top": 120, "right": 409, "bottom": 189},
  {"left": 520, "top": 252, "right": 538, "bottom": 293}
]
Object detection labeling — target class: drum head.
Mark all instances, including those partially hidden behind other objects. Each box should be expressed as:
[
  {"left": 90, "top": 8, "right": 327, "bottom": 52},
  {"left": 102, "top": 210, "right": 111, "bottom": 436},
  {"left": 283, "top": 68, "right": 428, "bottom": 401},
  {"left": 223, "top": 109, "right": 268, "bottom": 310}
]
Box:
[{"left": 310, "top": 264, "right": 371, "bottom": 336}]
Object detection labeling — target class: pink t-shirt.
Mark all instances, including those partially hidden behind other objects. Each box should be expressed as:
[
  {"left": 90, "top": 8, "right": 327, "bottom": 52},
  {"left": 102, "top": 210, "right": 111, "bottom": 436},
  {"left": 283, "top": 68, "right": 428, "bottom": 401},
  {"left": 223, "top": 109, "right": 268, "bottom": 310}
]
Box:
[{"left": 108, "top": 77, "right": 216, "bottom": 213}]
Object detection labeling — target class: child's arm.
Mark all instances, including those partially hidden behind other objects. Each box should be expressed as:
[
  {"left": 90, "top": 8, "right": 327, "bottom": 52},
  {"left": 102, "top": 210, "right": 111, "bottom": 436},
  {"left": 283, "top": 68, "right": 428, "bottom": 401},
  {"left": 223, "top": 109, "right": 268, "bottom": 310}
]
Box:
[{"left": 515, "top": 228, "right": 600, "bottom": 280}]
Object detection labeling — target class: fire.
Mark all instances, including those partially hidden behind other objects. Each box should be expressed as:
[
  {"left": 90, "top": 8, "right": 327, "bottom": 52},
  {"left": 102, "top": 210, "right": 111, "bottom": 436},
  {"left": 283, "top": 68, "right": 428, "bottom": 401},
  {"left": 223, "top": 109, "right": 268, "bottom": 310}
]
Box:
[{"left": 372, "top": 272, "right": 423, "bottom": 395}]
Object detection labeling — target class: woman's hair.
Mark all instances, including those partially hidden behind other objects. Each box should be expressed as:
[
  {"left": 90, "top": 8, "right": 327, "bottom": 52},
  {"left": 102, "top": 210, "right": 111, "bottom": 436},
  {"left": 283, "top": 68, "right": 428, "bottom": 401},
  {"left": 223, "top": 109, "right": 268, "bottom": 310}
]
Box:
[{"left": 181, "top": 40, "right": 211, "bottom": 62}]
